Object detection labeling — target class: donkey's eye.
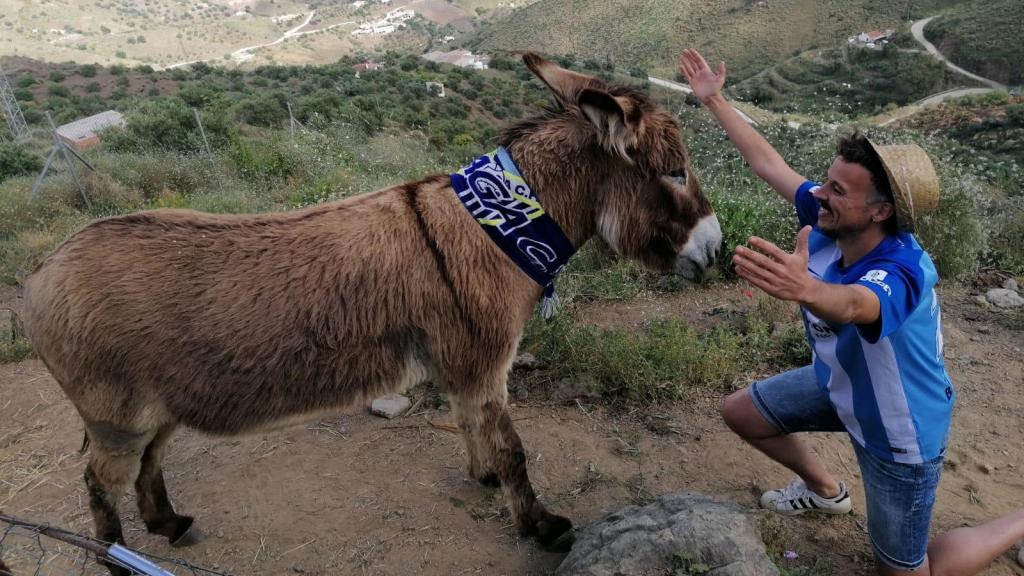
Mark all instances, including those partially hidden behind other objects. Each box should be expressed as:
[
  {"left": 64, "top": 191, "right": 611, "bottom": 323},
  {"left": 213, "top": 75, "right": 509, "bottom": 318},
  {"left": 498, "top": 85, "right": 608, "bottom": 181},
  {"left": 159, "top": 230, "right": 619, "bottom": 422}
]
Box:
[{"left": 666, "top": 169, "right": 687, "bottom": 187}]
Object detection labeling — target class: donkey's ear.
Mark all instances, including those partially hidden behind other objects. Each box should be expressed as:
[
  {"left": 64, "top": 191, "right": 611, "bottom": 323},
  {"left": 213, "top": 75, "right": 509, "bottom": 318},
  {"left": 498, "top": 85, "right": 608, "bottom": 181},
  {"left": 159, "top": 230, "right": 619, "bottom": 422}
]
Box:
[
  {"left": 578, "top": 88, "right": 638, "bottom": 163},
  {"left": 523, "top": 52, "right": 597, "bottom": 106}
]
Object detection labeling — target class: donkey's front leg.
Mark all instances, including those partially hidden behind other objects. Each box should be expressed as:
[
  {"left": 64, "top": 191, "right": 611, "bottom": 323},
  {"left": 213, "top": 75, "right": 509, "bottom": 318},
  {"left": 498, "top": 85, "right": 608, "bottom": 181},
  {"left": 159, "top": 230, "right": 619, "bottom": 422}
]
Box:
[
  {"left": 458, "top": 392, "right": 573, "bottom": 551},
  {"left": 451, "top": 395, "right": 500, "bottom": 487}
]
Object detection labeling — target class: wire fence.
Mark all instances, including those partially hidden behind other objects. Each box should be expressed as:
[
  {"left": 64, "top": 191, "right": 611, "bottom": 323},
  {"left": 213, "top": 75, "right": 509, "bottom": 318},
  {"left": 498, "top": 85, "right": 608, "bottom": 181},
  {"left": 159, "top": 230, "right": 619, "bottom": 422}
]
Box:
[{"left": 0, "top": 514, "right": 230, "bottom": 576}]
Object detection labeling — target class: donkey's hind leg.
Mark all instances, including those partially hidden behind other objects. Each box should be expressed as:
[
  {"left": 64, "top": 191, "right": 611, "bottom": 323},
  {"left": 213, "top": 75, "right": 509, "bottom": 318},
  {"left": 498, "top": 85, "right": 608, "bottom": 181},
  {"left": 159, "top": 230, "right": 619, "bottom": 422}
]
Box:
[
  {"left": 135, "top": 424, "right": 198, "bottom": 547},
  {"left": 83, "top": 425, "right": 151, "bottom": 576}
]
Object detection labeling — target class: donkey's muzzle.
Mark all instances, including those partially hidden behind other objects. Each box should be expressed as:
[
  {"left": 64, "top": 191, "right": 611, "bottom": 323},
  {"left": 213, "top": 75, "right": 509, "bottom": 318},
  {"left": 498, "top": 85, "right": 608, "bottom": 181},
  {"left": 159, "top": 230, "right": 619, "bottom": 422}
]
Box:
[{"left": 675, "top": 214, "right": 722, "bottom": 281}]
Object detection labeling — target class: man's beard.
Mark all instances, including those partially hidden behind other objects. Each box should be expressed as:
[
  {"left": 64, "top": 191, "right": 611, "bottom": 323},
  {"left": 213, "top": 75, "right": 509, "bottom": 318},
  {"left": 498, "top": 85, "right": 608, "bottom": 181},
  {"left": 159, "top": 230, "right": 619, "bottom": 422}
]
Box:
[
  {"left": 817, "top": 202, "right": 868, "bottom": 240},
  {"left": 817, "top": 219, "right": 870, "bottom": 240}
]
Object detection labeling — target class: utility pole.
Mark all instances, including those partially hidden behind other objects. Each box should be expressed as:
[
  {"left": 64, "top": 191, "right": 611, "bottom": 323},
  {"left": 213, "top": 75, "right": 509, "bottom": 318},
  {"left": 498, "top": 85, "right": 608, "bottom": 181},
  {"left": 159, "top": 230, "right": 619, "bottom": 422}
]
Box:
[
  {"left": 31, "top": 111, "right": 94, "bottom": 209},
  {"left": 0, "top": 64, "right": 29, "bottom": 142},
  {"left": 192, "top": 107, "right": 213, "bottom": 160},
  {"left": 287, "top": 101, "right": 306, "bottom": 141}
]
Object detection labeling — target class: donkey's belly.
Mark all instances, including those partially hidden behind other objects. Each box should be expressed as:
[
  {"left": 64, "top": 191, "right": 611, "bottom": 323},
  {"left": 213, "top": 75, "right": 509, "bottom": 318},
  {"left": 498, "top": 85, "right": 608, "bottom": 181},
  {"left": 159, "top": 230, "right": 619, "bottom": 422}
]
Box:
[{"left": 172, "top": 347, "right": 435, "bottom": 436}]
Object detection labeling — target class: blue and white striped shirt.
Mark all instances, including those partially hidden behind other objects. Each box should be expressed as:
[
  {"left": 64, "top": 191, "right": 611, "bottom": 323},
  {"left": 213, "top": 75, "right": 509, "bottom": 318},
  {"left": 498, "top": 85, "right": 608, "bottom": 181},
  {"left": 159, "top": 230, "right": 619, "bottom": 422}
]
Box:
[{"left": 796, "top": 181, "right": 954, "bottom": 464}]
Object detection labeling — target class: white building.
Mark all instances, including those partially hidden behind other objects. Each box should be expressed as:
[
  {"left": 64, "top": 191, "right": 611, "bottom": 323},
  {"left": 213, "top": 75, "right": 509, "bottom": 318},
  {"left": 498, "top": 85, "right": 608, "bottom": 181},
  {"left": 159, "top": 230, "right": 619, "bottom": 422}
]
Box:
[{"left": 421, "top": 49, "right": 490, "bottom": 70}]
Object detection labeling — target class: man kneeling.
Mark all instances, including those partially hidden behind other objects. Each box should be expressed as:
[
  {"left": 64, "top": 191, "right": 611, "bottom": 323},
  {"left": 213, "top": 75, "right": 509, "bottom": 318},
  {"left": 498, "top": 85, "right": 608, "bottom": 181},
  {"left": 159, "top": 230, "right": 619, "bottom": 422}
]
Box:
[{"left": 680, "top": 47, "right": 1024, "bottom": 575}]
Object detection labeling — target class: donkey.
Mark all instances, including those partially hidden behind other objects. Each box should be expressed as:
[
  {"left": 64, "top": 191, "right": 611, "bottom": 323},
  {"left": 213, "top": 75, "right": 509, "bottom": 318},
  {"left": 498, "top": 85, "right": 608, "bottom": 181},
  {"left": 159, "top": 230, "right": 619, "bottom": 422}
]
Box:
[{"left": 21, "top": 53, "right": 720, "bottom": 571}]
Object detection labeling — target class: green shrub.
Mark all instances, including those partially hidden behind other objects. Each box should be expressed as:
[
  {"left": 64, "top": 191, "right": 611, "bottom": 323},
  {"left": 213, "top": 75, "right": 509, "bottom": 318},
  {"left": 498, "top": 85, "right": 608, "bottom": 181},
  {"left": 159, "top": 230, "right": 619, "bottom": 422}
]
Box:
[
  {"left": 287, "top": 169, "right": 356, "bottom": 208},
  {"left": 0, "top": 144, "right": 43, "bottom": 182},
  {"left": 985, "top": 196, "right": 1024, "bottom": 274},
  {"left": 102, "top": 153, "right": 223, "bottom": 199},
  {"left": 1006, "top": 103, "right": 1024, "bottom": 126},
  {"left": 227, "top": 135, "right": 300, "bottom": 181},
  {"left": 235, "top": 93, "right": 289, "bottom": 127},
  {"left": 0, "top": 337, "right": 34, "bottom": 363},
  {"left": 0, "top": 212, "right": 90, "bottom": 285},
  {"left": 521, "top": 300, "right": 808, "bottom": 401},
  {"left": 47, "top": 83, "right": 70, "bottom": 97},
  {"left": 48, "top": 70, "right": 66, "bottom": 82},
  {"left": 103, "top": 97, "right": 234, "bottom": 153}
]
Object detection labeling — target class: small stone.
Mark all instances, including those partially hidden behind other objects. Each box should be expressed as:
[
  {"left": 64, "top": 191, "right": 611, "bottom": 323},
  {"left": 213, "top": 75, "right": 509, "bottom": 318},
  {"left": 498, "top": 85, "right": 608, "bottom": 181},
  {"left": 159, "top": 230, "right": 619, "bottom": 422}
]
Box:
[
  {"left": 370, "top": 394, "right": 411, "bottom": 419},
  {"left": 976, "top": 326, "right": 991, "bottom": 334},
  {"left": 974, "top": 294, "right": 990, "bottom": 306},
  {"left": 216, "top": 528, "right": 224, "bottom": 538},
  {"left": 980, "top": 463, "right": 995, "bottom": 475},
  {"left": 1003, "top": 278, "right": 1019, "bottom": 292},
  {"left": 512, "top": 353, "right": 540, "bottom": 370},
  {"left": 551, "top": 375, "right": 600, "bottom": 401},
  {"left": 985, "top": 288, "right": 1024, "bottom": 309},
  {"left": 970, "top": 336, "right": 981, "bottom": 342}
]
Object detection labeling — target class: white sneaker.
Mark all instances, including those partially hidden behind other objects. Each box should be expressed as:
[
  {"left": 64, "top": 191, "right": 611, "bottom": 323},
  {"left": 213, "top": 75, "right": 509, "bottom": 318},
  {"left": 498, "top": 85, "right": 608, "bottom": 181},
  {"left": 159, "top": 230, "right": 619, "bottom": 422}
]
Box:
[{"left": 760, "top": 478, "right": 852, "bottom": 516}]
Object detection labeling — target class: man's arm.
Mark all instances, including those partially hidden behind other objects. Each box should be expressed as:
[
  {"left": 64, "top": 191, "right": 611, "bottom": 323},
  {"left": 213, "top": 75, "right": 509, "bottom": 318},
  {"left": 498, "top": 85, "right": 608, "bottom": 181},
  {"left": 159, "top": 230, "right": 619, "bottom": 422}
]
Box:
[
  {"left": 679, "top": 49, "right": 806, "bottom": 204},
  {"left": 733, "top": 227, "right": 881, "bottom": 325}
]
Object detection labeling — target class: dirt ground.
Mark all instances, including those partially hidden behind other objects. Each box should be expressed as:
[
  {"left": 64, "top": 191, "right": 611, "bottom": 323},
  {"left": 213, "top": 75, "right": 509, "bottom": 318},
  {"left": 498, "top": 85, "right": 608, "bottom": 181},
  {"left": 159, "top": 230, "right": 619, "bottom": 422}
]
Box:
[{"left": 1, "top": 283, "right": 1022, "bottom": 576}]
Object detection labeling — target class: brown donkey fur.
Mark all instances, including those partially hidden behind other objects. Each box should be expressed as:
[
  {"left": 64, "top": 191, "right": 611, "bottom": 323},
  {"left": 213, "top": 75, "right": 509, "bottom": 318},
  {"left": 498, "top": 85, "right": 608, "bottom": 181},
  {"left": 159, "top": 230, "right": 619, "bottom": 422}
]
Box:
[{"left": 21, "top": 53, "right": 720, "bottom": 571}]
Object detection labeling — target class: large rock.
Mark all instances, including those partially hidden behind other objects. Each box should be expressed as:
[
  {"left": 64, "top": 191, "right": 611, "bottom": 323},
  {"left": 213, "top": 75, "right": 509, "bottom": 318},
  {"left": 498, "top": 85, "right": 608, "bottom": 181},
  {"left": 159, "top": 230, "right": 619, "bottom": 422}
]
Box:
[
  {"left": 557, "top": 492, "right": 779, "bottom": 576},
  {"left": 985, "top": 288, "right": 1024, "bottom": 309}
]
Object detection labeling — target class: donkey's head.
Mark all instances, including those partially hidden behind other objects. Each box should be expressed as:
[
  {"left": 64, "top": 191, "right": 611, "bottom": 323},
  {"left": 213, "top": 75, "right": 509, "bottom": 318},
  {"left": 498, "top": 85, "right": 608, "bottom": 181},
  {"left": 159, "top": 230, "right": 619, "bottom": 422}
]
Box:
[{"left": 505, "top": 53, "right": 721, "bottom": 281}]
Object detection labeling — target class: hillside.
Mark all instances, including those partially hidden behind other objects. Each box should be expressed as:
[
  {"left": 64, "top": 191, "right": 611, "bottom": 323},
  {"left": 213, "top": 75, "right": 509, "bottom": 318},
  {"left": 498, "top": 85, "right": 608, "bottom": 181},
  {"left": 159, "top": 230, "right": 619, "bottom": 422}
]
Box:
[
  {"left": 729, "top": 44, "right": 968, "bottom": 118},
  {"left": 922, "top": 0, "right": 1024, "bottom": 85},
  {"left": 471, "top": 0, "right": 907, "bottom": 81},
  {"left": 0, "top": 0, "right": 539, "bottom": 69}
]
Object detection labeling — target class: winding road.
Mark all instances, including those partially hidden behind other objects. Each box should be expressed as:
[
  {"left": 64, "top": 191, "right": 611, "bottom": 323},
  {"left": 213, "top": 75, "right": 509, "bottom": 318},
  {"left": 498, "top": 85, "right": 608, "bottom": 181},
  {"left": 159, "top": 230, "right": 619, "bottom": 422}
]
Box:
[
  {"left": 161, "top": 10, "right": 354, "bottom": 70},
  {"left": 910, "top": 16, "right": 1005, "bottom": 91}
]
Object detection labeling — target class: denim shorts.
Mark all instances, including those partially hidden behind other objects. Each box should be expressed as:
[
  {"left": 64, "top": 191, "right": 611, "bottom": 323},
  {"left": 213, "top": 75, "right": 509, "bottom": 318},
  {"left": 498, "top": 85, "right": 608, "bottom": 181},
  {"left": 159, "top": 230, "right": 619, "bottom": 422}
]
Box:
[{"left": 750, "top": 366, "right": 943, "bottom": 571}]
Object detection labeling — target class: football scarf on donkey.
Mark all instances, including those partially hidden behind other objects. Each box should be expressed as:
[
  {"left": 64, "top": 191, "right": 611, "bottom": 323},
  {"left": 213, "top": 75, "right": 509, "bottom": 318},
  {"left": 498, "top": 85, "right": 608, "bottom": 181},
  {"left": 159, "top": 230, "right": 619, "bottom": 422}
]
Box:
[{"left": 450, "top": 147, "right": 576, "bottom": 319}]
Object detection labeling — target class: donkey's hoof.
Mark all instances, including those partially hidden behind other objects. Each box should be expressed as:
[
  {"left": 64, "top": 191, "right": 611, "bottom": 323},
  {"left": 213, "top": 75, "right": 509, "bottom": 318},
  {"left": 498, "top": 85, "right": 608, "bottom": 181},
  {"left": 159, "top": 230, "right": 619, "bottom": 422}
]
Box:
[
  {"left": 543, "top": 529, "right": 576, "bottom": 553},
  {"left": 477, "top": 472, "right": 501, "bottom": 488},
  {"left": 170, "top": 517, "right": 202, "bottom": 548},
  {"left": 536, "top": 513, "right": 574, "bottom": 552}
]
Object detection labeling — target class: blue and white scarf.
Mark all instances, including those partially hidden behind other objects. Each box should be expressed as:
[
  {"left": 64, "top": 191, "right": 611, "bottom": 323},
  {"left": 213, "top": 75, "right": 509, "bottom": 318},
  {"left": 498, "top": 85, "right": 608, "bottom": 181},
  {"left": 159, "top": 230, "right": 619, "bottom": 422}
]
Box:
[{"left": 450, "top": 147, "right": 576, "bottom": 318}]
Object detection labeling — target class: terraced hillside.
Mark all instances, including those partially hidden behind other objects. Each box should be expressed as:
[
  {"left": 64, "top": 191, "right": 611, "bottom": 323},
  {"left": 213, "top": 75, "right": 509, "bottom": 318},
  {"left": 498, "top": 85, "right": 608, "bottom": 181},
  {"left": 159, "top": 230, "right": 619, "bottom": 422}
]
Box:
[
  {"left": 472, "top": 0, "right": 907, "bottom": 80},
  {"left": 922, "top": 0, "right": 1024, "bottom": 85},
  {"left": 729, "top": 45, "right": 967, "bottom": 117}
]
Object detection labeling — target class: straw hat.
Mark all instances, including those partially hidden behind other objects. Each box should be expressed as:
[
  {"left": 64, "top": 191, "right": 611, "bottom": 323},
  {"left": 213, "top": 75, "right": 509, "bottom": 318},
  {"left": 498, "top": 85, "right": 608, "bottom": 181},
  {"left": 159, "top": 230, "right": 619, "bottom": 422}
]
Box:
[{"left": 867, "top": 140, "right": 940, "bottom": 233}]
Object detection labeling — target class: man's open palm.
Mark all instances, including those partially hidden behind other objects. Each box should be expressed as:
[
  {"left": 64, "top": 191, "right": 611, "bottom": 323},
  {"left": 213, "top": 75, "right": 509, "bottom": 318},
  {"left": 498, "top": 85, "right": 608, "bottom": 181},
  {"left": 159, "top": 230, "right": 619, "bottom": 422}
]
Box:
[{"left": 679, "top": 49, "right": 726, "bottom": 102}]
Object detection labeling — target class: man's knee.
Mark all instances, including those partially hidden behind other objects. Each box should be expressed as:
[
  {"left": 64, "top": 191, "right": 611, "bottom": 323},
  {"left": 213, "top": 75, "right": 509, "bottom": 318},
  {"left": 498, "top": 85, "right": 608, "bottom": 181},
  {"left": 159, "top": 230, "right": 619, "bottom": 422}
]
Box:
[{"left": 721, "top": 388, "right": 779, "bottom": 439}]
